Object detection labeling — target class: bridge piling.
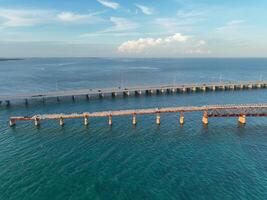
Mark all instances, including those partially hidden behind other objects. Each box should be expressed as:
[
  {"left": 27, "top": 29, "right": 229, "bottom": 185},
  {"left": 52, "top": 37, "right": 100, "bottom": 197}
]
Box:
[
  {"left": 202, "top": 111, "right": 209, "bottom": 125},
  {"left": 238, "top": 115, "right": 246, "bottom": 124}
]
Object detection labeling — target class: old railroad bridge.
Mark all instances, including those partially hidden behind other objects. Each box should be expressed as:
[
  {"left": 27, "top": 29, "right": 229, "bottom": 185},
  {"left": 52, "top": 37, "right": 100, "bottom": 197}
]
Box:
[
  {"left": 9, "top": 104, "right": 267, "bottom": 127},
  {"left": 1, "top": 80, "right": 267, "bottom": 106}
]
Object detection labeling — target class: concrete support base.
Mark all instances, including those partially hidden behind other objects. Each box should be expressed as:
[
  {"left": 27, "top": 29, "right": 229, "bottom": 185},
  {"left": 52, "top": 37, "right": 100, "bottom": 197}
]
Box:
[
  {"left": 132, "top": 114, "right": 137, "bottom": 125},
  {"left": 180, "top": 113, "right": 184, "bottom": 125},
  {"left": 9, "top": 119, "right": 16, "bottom": 127},
  {"left": 108, "top": 115, "right": 112, "bottom": 126},
  {"left": 84, "top": 117, "right": 89, "bottom": 126},
  {"left": 202, "top": 112, "right": 208, "bottom": 125},
  {"left": 156, "top": 113, "right": 160, "bottom": 125},
  {"left": 238, "top": 115, "right": 246, "bottom": 124},
  {"left": 59, "top": 118, "right": 64, "bottom": 126},
  {"left": 34, "top": 118, "right": 40, "bottom": 126}
]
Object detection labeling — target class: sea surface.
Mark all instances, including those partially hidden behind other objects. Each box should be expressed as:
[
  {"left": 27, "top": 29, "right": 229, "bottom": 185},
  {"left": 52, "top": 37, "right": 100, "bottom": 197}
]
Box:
[{"left": 1, "top": 58, "right": 267, "bottom": 200}]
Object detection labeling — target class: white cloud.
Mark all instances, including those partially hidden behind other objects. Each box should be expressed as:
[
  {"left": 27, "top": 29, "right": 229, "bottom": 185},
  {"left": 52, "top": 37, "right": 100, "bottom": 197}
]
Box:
[
  {"left": 118, "top": 33, "right": 188, "bottom": 53},
  {"left": 97, "top": 0, "right": 120, "bottom": 10},
  {"left": 0, "top": 8, "right": 53, "bottom": 27},
  {"left": 57, "top": 12, "right": 89, "bottom": 22},
  {"left": 57, "top": 11, "right": 103, "bottom": 23},
  {"left": 107, "top": 17, "right": 138, "bottom": 32},
  {"left": 216, "top": 20, "right": 245, "bottom": 32},
  {"left": 135, "top": 4, "right": 154, "bottom": 15},
  {"left": 0, "top": 8, "right": 104, "bottom": 27}
]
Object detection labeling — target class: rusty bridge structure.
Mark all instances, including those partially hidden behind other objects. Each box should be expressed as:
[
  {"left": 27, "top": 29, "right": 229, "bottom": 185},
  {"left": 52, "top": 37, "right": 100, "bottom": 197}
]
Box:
[
  {"left": 9, "top": 104, "right": 267, "bottom": 127},
  {"left": 1, "top": 80, "right": 267, "bottom": 106}
]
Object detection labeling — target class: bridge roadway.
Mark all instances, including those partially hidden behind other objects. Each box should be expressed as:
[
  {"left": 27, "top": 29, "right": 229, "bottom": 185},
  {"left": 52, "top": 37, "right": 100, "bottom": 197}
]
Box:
[
  {"left": 0, "top": 80, "right": 267, "bottom": 105},
  {"left": 9, "top": 103, "right": 267, "bottom": 127}
]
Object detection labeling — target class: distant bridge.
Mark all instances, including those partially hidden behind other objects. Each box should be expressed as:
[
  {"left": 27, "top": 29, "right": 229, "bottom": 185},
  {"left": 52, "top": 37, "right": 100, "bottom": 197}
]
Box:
[
  {"left": 9, "top": 103, "right": 267, "bottom": 127},
  {"left": 1, "top": 81, "right": 267, "bottom": 106}
]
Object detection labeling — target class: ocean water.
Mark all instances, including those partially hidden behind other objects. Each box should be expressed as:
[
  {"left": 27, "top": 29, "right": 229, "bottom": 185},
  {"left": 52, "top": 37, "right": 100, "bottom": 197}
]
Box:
[{"left": 0, "top": 58, "right": 267, "bottom": 200}]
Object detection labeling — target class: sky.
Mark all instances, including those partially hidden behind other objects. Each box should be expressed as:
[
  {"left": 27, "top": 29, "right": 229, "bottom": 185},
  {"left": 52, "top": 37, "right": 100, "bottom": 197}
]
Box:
[{"left": 0, "top": 0, "right": 267, "bottom": 57}]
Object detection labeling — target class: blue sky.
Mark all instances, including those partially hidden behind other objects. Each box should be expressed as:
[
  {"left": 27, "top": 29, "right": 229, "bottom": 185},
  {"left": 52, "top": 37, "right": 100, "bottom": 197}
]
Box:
[{"left": 0, "top": 0, "right": 267, "bottom": 57}]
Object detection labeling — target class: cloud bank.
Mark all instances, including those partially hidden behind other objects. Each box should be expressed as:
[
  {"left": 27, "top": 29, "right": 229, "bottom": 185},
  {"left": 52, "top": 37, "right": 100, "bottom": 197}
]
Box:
[{"left": 118, "top": 33, "right": 188, "bottom": 53}]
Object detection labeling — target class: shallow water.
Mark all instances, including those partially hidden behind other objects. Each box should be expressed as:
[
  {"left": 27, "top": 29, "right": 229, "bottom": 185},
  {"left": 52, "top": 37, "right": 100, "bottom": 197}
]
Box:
[{"left": 1, "top": 58, "right": 267, "bottom": 200}]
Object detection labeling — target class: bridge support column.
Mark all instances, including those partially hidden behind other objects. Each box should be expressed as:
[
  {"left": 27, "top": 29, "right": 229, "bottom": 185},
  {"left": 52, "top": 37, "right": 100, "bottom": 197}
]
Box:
[
  {"left": 123, "top": 91, "right": 130, "bottom": 96},
  {"left": 212, "top": 86, "right": 216, "bottom": 91},
  {"left": 72, "top": 96, "right": 75, "bottom": 102},
  {"left": 112, "top": 92, "right": 117, "bottom": 97},
  {"left": 6, "top": 100, "right": 10, "bottom": 107},
  {"left": 108, "top": 115, "right": 112, "bottom": 126},
  {"left": 171, "top": 88, "right": 176, "bottom": 93},
  {"left": 57, "top": 97, "right": 60, "bottom": 102},
  {"left": 182, "top": 87, "right": 187, "bottom": 92},
  {"left": 25, "top": 99, "right": 28, "bottom": 105},
  {"left": 84, "top": 116, "right": 89, "bottom": 126},
  {"left": 180, "top": 112, "right": 184, "bottom": 125},
  {"left": 257, "top": 84, "right": 261, "bottom": 88},
  {"left": 86, "top": 95, "right": 90, "bottom": 100},
  {"left": 9, "top": 119, "right": 16, "bottom": 127},
  {"left": 248, "top": 84, "right": 253, "bottom": 89},
  {"left": 161, "top": 89, "right": 165, "bottom": 94},
  {"left": 99, "top": 93, "right": 104, "bottom": 98},
  {"left": 201, "top": 87, "right": 206, "bottom": 92},
  {"left": 135, "top": 90, "right": 142, "bottom": 95},
  {"left": 132, "top": 114, "right": 137, "bottom": 125},
  {"left": 202, "top": 111, "right": 208, "bottom": 125},
  {"left": 34, "top": 118, "right": 40, "bottom": 126},
  {"left": 238, "top": 115, "right": 246, "bottom": 124},
  {"left": 191, "top": 87, "right": 196, "bottom": 92},
  {"left": 59, "top": 118, "right": 64, "bottom": 126},
  {"left": 156, "top": 113, "right": 160, "bottom": 125}
]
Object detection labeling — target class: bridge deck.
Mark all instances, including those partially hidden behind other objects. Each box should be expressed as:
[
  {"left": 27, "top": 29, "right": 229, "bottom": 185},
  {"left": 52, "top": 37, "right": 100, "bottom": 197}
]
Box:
[
  {"left": 1, "top": 81, "right": 267, "bottom": 103},
  {"left": 10, "top": 103, "right": 267, "bottom": 122}
]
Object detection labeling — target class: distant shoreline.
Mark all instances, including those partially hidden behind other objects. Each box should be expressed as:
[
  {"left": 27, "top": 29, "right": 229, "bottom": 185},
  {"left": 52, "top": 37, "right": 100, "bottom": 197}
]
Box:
[{"left": 0, "top": 58, "right": 24, "bottom": 61}]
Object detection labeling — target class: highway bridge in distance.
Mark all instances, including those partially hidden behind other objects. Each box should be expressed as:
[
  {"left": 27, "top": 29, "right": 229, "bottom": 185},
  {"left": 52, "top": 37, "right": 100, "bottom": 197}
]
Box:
[{"left": 1, "top": 80, "right": 267, "bottom": 106}]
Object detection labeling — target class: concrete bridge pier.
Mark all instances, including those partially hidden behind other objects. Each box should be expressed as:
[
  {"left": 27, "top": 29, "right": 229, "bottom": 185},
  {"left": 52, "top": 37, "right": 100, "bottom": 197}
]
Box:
[
  {"left": 212, "top": 86, "right": 216, "bottom": 91},
  {"left": 34, "top": 118, "right": 40, "bottom": 126},
  {"left": 132, "top": 114, "right": 137, "bottom": 125},
  {"left": 99, "top": 93, "right": 104, "bottom": 98},
  {"left": 25, "top": 99, "right": 28, "bottom": 105},
  {"left": 238, "top": 115, "right": 246, "bottom": 124},
  {"left": 201, "top": 86, "right": 206, "bottom": 92},
  {"left": 156, "top": 113, "right": 160, "bottom": 125},
  {"left": 257, "top": 84, "right": 262, "bottom": 88},
  {"left": 202, "top": 111, "right": 208, "bottom": 125},
  {"left": 108, "top": 115, "right": 112, "bottom": 126},
  {"left": 112, "top": 92, "right": 117, "bottom": 97},
  {"left": 59, "top": 117, "right": 64, "bottom": 126},
  {"left": 123, "top": 91, "right": 130, "bottom": 96},
  {"left": 6, "top": 100, "right": 10, "bottom": 107},
  {"left": 160, "top": 89, "right": 165, "bottom": 94},
  {"left": 135, "top": 90, "right": 142, "bottom": 96},
  {"left": 248, "top": 84, "right": 253, "bottom": 89},
  {"left": 86, "top": 95, "right": 90, "bottom": 101},
  {"left": 221, "top": 85, "right": 225, "bottom": 90},
  {"left": 171, "top": 88, "right": 176, "bottom": 93},
  {"left": 57, "top": 97, "right": 60, "bottom": 102},
  {"left": 72, "top": 96, "right": 75, "bottom": 102},
  {"left": 180, "top": 112, "right": 184, "bottom": 125},
  {"left": 191, "top": 87, "right": 197, "bottom": 92},
  {"left": 84, "top": 116, "right": 89, "bottom": 126},
  {"left": 9, "top": 119, "right": 16, "bottom": 127},
  {"left": 182, "top": 87, "right": 187, "bottom": 93},
  {"left": 230, "top": 85, "right": 235, "bottom": 90}
]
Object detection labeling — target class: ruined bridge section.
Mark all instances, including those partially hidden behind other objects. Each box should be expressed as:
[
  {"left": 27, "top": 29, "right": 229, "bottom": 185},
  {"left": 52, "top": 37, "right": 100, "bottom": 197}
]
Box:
[
  {"left": 1, "top": 80, "right": 267, "bottom": 106},
  {"left": 9, "top": 104, "right": 267, "bottom": 127}
]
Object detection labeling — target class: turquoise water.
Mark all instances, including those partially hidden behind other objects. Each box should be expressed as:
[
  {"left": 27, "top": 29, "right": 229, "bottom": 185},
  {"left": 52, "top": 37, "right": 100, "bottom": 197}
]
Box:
[{"left": 1, "top": 58, "right": 267, "bottom": 199}]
